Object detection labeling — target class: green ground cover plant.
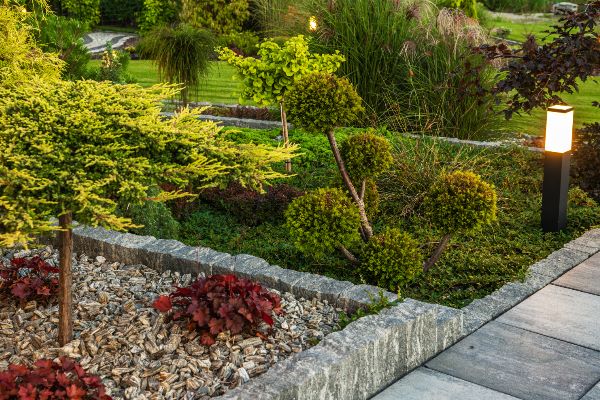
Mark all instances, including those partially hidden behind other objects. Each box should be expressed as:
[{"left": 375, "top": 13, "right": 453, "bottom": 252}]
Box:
[{"left": 159, "top": 126, "right": 600, "bottom": 308}]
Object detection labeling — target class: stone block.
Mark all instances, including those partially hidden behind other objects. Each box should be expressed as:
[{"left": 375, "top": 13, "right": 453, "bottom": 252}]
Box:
[
  {"left": 232, "top": 254, "right": 270, "bottom": 280},
  {"left": 339, "top": 284, "right": 398, "bottom": 312},
  {"left": 433, "top": 305, "right": 464, "bottom": 352},
  {"left": 254, "top": 265, "right": 305, "bottom": 294},
  {"left": 209, "top": 253, "right": 236, "bottom": 275},
  {"left": 528, "top": 247, "right": 589, "bottom": 280},
  {"left": 290, "top": 274, "right": 355, "bottom": 305}
]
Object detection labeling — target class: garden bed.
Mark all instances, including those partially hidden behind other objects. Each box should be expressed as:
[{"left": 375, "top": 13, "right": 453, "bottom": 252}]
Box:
[{"left": 0, "top": 246, "right": 341, "bottom": 399}]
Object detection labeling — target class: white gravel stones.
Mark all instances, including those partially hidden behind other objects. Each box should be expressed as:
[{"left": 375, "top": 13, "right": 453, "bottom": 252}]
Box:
[{"left": 0, "top": 247, "right": 341, "bottom": 399}]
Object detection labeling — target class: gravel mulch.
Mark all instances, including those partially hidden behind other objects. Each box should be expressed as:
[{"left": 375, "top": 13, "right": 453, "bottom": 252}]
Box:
[{"left": 0, "top": 247, "right": 341, "bottom": 399}]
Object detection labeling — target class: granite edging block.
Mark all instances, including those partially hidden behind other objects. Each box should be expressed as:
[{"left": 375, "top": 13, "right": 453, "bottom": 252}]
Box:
[
  {"left": 340, "top": 284, "right": 398, "bottom": 313},
  {"left": 528, "top": 247, "right": 590, "bottom": 280}
]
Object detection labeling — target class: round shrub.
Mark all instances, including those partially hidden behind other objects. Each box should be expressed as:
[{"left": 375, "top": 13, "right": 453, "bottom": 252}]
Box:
[
  {"left": 360, "top": 228, "right": 423, "bottom": 291},
  {"left": 284, "top": 188, "right": 361, "bottom": 258},
  {"left": 340, "top": 131, "right": 393, "bottom": 181},
  {"left": 286, "top": 72, "right": 365, "bottom": 134},
  {"left": 423, "top": 170, "right": 497, "bottom": 234}
]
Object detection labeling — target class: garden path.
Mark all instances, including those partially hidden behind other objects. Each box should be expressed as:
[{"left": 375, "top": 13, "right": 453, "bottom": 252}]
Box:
[
  {"left": 373, "top": 252, "right": 600, "bottom": 400},
  {"left": 83, "top": 31, "right": 138, "bottom": 54}
]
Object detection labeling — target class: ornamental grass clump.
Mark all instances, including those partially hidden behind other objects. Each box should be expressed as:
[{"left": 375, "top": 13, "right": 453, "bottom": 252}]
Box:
[
  {"left": 360, "top": 228, "right": 423, "bottom": 292},
  {"left": 284, "top": 188, "right": 361, "bottom": 259},
  {"left": 152, "top": 274, "right": 283, "bottom": 345},
  {"left": 0, "top": 357, "right": 111, "bottom": 400},
  {"left": 422, "top": 170, "right": 497, "bottom": 270}
]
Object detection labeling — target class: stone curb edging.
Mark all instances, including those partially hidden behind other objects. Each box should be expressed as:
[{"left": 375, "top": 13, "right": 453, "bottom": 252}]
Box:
[
  {"left": 55, "top": 225, "right": 600, "bottom": 400},
  {"left": 161, "top": 111, "right": 292, "bottom": 131}
]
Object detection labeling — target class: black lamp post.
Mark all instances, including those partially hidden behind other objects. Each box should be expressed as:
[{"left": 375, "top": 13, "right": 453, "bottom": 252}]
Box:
[{"left": 542, "top": 105, "right": 574, "bottom": 232}]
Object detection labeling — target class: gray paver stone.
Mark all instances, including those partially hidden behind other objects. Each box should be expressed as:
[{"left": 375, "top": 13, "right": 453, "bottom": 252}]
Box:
[
  {"left": 582, "top": 383, "right": 600, "bottom": 400},
  {"left": 372, "top": 368, "right": 519, "bottom": 400},
  {"left": 427, "top": 321, "right": 600, "bottom": 400}
]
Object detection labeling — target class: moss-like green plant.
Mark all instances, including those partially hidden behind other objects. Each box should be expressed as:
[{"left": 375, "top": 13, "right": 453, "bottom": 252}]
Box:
[
  {"left": 340, "top": 131, "right": 393, "bottom": 182},
  {"left": 360, "top": 228, "right": 423, "bottom": 292},
  {"left": 179, "top": 0, "right": 249, "bottom": 35},
  {"left": 284, "top": 188, "right": 360, "bottom": 259},
  {"left": 363, "top": 179, "right": 380, "bottom": 220},
  {"left": 422, "top": 170, "right": 497, "bottom": 270}
]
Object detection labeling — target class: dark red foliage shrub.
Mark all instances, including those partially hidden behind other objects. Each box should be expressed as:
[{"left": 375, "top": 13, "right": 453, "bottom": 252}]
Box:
[
  {"left": 202, "top": 106, "right": 279, "bottom": 121},
  {"left": 467, "top": 1, "right": 599, "bottom": 119},
  {"left": 0, "top": 357, "right": 111, "bottom": 400},
  {"left": 199, "top": 183, "right": 305, "bottom": 226},
  {"left": 153, "top": 274, "right": 283, "bottom": 345},
  {"left": 573, "top": 120, "right": 600, "bottom": 201},
  {"left": 0, "top": 256, "right": 59, "bottom": 302}
]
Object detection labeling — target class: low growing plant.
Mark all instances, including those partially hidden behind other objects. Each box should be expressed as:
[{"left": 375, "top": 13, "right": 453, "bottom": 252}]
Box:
[
  {"left": 338, "top": 290, "right": 399, "bottom": 330},
  {"left": 153, "top": 274, "right": 283, "bottom": 345},
  {"left": 360, "top": 228, "right": 423, "bottom": 292},
  {"left": 0, "top": 256, "right": 59, "bottom": 302},
  {"left": 200, "top": 182, "right": 304, "bottom": 226},
  {"left": 0, "top": 357, "right": 111, "bottom": 400},
  {"left": 422, "top": 170, "right": 497, "bottom": 270}
]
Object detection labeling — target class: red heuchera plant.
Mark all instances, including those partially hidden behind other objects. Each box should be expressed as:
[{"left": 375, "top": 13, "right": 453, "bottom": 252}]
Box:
[
  {"left": 153, "top": 274, "right": 283, "bottom": 345},
  {"left": 0, "top": 256, "right": 59, "bottom": 301},
  {"left": 0, "top": 357, "right": 112, "bottom": 400}
]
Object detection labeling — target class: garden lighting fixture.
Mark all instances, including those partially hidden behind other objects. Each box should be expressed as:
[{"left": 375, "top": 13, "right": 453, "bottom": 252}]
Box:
[{"left": 542, "top": 105, "right": 574, "bottom": 232}]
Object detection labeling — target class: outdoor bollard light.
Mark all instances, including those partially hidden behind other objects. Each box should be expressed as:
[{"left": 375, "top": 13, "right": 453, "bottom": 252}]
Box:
[
  {"left": 542, "top": 104, "right": 574, "bottom": 232},
  {"left": 308, "top": 16, "right": 318, "bottom": 32}
]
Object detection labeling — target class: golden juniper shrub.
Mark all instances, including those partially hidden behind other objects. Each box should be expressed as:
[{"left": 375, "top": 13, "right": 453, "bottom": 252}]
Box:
[
  {"left": 423, "top": 170, "right": 497, "bottom": 234},
  {"left": 0, "top": 4, "right": 63, "bottom": 85},
  {"left": 0, "top": 80, "right": 296, "bottom": 246},
  {"left": 360, "top": 228, "right": 423, "bottom": 292},
  {"left": 284, "top": 188, "right": 360, "bottom": 258},
  {"left": 286, "top": 72, "right": 365, "bottom": 133},
  {"left": 340, "top": 131, "right": 393, "bottom": 182}
]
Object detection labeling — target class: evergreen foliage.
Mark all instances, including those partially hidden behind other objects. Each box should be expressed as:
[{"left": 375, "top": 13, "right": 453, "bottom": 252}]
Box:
[
  {"left": 360, "top": 228, "right": 423, "bottom": 291},
  {"left": 340, "top": 131, "right": 393, "bottom": 182},
  {"left": 284, "top": 188, "right": 360, "bottom": 258},
  {"left": 179, "top": 0, "right": 249, "bottom": 34}
]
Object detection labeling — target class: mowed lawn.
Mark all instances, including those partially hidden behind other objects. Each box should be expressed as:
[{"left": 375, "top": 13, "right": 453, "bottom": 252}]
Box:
[{"left": 89, "top": 59, "right": 248, "bottom": 104}]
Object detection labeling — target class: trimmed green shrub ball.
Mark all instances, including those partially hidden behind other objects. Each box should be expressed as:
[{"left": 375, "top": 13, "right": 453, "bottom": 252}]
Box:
[
  {"left": 363, "top": 179, "right": 380, "bottom": 220},
  {"left": 423, "top": 171, "right": 497, "bottom": 234},
  {"left": 286, "top": 72, "right": 365, "bottom": 134},
  {"left": 284, "top": 188, "right": 361, "bottom": 258},
  {"left": 360, "top": 228, "right": 423, "bottom": 291},
  {"left": 340, "top": 131, "right": 393, "bottom": 181}
]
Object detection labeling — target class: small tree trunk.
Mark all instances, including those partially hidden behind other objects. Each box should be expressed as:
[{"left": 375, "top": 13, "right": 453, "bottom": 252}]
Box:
[
  {"left": 360, "top": 179, "right": 366, "bottom": 201},
  {"left": 339, "top": 245, "right": 359, "bottom": 265},
  {"left": 423, "top": 233, "right": 451, "bottom": 272},
  {"left": 280, "top": 101, "right": 291, "bottom": 172},
  {"left": 325, "top": 129, "right": 373, "bottom": 240},
  {"left": 58, "top": 212, "right": 74, "bottom": 346}
]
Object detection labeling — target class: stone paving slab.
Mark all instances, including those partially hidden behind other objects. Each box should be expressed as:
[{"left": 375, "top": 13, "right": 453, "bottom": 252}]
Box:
[
  {"left": 582, "top": 382, "right": 600, "bottom": 400},
  {"left": 554, "top": 253, "right": 600, "bottom": 296},
  {"left": 372, "top": 367, "right": 519, "bottom": 400},
  {"left": 497, "top": 284, "right": 600, "bottom": 351},
  {"left": 426, "top": 321, "right": 600, "bottom": 400}
]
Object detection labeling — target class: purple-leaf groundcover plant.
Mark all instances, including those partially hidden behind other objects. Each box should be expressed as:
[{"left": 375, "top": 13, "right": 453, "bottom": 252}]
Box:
[
  {"left": 0, "top": 357, "right": 112, "bottom": 400},
  {"left": 153, "top": 274, "right": 283, "bottom": 345},
  {"left": 0, "top": 256, "right": 59, "bottom": 302}
]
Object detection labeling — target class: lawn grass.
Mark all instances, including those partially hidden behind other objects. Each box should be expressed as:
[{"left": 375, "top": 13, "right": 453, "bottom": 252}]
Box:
[
  {"left": 88, "top": 59, "right": 248, "bottom": 104},
  {"left": 145, "top": 127, "right": 600, "bottom": 308},
  {"left": 486, "top": 14, "right": 558, "bottom": 42}
]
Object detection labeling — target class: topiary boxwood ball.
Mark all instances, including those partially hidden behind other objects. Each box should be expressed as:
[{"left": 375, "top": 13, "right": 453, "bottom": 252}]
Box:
[
  {"left": 340, "top": 131, "right": 393, "bottom": 182},
  {"left": 284, "top": 188, "right": 361, "bottom": 258},
  {"left": 423, "top": 170, "right": 497, "bottom": 234},
  {"left": 285, "top": 72, "right": 365, "bottom": 133},
  {"left": 360, "top": 228, "right": 423, "bottom": 291}
]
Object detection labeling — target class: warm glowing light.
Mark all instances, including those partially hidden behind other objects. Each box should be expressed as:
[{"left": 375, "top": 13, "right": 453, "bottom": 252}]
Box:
[
  {"left": 545, "top": 105, "right": 574, "bottom": 153},
  {"left": 309, "top": 16, "right": 318, "bottom": 32}
]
